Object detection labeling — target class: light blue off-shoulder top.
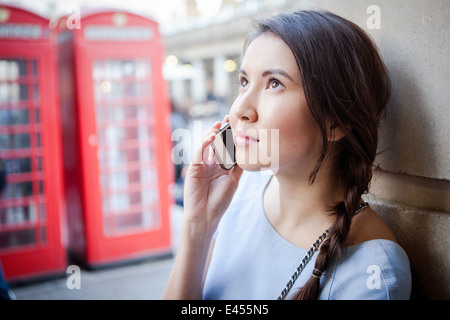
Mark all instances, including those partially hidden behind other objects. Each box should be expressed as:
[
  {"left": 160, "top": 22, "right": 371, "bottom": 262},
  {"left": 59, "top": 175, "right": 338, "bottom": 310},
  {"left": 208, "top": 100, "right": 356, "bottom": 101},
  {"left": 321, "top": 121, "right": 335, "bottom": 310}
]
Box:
[{"left": 202, "top": 171, "right": 412, "bottom": 300}]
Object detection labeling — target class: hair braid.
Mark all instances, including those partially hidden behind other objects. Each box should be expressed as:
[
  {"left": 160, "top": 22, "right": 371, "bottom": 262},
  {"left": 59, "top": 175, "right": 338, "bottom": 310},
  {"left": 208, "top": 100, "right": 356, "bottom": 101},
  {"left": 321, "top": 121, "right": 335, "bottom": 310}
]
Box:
[
  {"left": 294, "top": 142, "right": 372, "bottom": 300},
  {"left": 294, "top": 151, "right": 371, "bottom": 300}
]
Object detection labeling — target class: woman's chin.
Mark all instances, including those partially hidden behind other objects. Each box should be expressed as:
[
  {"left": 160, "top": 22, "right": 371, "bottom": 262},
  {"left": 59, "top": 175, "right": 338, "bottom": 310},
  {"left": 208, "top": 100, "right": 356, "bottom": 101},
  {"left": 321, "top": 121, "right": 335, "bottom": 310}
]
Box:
[{"left": 236, "top": 160, "right": 278, "bottom": 174}]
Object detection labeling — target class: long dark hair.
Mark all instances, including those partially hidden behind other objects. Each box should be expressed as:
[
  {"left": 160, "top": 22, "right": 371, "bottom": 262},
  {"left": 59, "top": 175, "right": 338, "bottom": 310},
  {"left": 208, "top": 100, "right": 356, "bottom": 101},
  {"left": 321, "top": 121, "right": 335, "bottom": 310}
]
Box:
[{"left": 248, "top": 11, "right": 391, "bottom": 299}]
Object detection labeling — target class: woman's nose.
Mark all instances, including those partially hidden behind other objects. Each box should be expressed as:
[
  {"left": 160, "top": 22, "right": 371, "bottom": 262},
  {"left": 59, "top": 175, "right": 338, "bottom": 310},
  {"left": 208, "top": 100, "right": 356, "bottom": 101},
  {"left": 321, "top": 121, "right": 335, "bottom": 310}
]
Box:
[{"left": 231, "top": 92, "right": 258, "bottom": 122}]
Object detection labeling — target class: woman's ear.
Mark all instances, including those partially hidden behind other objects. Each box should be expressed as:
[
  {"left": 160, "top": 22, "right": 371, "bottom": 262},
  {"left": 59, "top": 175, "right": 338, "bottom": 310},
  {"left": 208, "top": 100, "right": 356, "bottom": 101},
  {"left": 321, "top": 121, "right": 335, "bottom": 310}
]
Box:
[{"left": 327, "top": 122, "right": 347, "bottom": 142}]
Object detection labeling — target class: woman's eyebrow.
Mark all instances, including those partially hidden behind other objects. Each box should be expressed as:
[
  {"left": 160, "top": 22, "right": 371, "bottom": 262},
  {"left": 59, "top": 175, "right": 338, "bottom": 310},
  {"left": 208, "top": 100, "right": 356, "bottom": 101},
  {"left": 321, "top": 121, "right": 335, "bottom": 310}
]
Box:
[
  {"left": 237, "top": 68, "right": 247, "bottom": 75},
  {"left": 262, "top": 69, "right": 294, "bottom": 82},
  {"left": 238, "top": 68, "right": 294, "bottom": 82}
]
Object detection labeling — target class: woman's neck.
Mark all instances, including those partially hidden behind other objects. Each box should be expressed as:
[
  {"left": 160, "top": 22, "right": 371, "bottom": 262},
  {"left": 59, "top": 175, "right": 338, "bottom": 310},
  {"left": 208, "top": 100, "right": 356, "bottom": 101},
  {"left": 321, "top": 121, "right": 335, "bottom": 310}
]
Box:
[{"left": 263, "top": 163, "right": 343, "bottom": 247}]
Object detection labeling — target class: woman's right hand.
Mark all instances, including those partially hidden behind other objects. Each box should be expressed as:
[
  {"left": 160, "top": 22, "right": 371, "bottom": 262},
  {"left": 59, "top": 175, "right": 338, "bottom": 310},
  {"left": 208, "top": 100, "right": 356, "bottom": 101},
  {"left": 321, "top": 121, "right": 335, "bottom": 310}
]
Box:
[
  {"left": 163, "top": 118, "right": 243, "bottom": 300},
  {"left": 183, "top": 119, "right": 243, "bottom": 238}
]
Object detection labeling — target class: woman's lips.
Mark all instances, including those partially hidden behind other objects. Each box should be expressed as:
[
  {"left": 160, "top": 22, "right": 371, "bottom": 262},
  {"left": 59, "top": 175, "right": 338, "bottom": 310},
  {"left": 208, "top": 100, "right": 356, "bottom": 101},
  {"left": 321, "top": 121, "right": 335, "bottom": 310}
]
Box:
[{"left": 234, "top": 129, "right": 259, "bottom": 147}]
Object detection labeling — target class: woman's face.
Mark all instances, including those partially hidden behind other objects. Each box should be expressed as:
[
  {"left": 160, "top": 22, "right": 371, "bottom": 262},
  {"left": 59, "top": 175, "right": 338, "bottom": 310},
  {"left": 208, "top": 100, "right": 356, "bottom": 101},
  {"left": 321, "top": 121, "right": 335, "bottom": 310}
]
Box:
[{"left": 229, "top": 33, "right": 323, "bottom": 175}]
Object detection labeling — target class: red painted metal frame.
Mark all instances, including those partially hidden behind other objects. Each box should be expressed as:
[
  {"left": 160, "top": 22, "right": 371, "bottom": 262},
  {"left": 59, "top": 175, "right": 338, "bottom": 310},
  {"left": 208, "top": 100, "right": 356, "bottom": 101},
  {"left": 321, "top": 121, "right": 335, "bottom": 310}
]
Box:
[
  {"left": 0, "top": 5, "right": 66, "bottom": 281},
  {"left": 57, "top": 10, "right": 173, "bottom": 266}
]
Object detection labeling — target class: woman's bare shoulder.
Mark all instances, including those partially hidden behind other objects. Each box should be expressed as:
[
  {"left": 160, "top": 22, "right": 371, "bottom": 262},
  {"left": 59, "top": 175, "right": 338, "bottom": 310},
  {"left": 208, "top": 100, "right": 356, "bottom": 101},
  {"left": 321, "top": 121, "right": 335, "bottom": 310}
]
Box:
[{"left": 345, "top": 206, "right": 398, "bottom": 247}]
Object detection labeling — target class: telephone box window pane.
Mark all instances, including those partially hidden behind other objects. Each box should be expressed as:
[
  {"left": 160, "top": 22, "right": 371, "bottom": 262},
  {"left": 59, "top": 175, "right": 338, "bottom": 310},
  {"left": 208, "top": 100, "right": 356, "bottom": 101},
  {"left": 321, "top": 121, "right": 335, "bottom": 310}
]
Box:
[
  {"left": 0, "top": 60, "right": 24, "bottom": 84},
  {"left": 104, "top": 191, "right": 142, "bottom": 212},
  {"left": 0, "top": 61, "right": 8, "bottom": 79},
  {"left": 103, "top": 211, "right": 159, "bottom": 235},
  {"left": 109, "top": 172, "right": 129, "bottom": 189},
  {"left": 139, "top": 146, "right": 155, "bottom": 162},
  {"left": 138, "top": 125, "right": 149, "bottom": 142},
  {"left": 0, "top": 133, "right": 31, "bottom": 150},
  {"left": 40, "top": 226, "right": 46, "bottom": 244},
  {"left": 114, "top": 213, "right": 143, "bottom": 229},
  {"left": 32, "top": 60, "right": 38, "bottom": 76},
  {"left": 99, "top": 148, "right": 141, "bottom": 167},
  {"left": 105, "top": 170, "right": 141, "bottom": 189},
  {"left": 19, "top": 84, "right": 28, "bottom": 101},
  {"left": 99, "top": 126, "right": 141, "bottom": 145},
  {"left": 0, "top": 109, "right": 29, "bottom": 125},
  {"left": 17, "top": 60, "right": 27, "bottom": 77},
  {"left": 0, "top": 60, "right": 26, "bottom": 79},
  {"left": 36, "top": 133, "right": 41, "bottom": 147},
  {"left": 109, "top": 193, "right": 127, "bottom": 211},
  {"left": 141, "top": 168, "right": 157, "bottom": 184},
  {"left": 0, "top": 84, "right": 23, "bottom": 103},
  {"left": 0, "top": 229, "right": 35, "bottom": 249},
  {"left": 144, "top": 210, "right": 159, "bottom": 228},
  {"left": 0, "top": 84, "right": 7, "bottom": 102},
  {"left": 143, "top": 188, "right": 159, "bottom": 206},
  {"left": 96, "top": 105, "right": 149, "bottom": 122},
  {"left": 37, "top": 157, "right": 43, "bottom": 171},
  {"left": 2, "top": 158, "right": 32, "bottom": 174},
  {"left": 39, "top": 203, "right": 45, "bottom": 221},
  {"left": 2, "top": 181, "right": 33, "bottom": 199},
  {"left": 0, "top": 203, "right": 37, "bottom": 224},
  {"left": 98, "top": 125, "right": 153, "bottom": 147},
  {"left": 39, "top": 180, "right": 44, "bottom": 194},
  {"left": 33, "top": 85, "right": 39, "bottom": 102}
]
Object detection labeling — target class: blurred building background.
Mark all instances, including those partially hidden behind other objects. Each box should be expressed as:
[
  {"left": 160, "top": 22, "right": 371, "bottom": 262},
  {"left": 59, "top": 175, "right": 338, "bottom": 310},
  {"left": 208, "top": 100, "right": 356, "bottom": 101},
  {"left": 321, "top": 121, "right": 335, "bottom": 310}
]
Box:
[
  {"left": 2, "top": 0, "right": 292, "bottom": 119},
  {"left": 0, "top": 0, "right": 449, "bottom": 300}
]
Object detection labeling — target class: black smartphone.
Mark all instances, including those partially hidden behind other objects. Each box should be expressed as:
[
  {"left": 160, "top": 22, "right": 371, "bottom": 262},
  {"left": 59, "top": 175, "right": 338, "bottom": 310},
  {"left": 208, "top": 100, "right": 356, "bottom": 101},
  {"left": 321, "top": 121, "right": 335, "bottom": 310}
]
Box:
[{"left": 211, "top": 121, "right": 236, "bottom": 170}]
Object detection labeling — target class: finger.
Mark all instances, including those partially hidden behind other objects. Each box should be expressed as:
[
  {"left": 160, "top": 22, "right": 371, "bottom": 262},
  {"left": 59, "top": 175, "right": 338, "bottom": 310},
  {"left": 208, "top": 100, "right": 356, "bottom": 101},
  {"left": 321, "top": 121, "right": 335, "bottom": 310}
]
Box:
[
  {"left": 192, "top": 121, "right": 223, "bottom": 165},
  {"left": 223, "top": 114, "right": 230, "bottom": 124},
  {"left": 209, "top": 121, "right": 222, "bottom": 133},
  {"left": 193, "top": 131, "right": 216, "bottom": 165},
  {"left": 204, "top": 138, "right": 217, "bottom": 165},
  {"left": 229, "top": 164, "right": 243, "bottom": 183}
]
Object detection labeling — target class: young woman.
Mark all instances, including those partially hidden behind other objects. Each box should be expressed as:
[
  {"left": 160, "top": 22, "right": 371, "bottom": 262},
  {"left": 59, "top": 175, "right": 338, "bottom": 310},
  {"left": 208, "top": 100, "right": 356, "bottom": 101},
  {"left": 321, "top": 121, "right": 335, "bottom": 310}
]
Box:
[{"left": 163, "top": 10, "right": 411, "bottom": 300}]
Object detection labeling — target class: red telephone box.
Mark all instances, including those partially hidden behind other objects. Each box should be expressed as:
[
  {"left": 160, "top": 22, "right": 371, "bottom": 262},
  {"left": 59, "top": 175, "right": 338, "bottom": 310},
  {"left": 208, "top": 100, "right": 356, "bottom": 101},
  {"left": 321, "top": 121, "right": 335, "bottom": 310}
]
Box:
[
  {"left": 0, "top": 5, "right": 66, "bottom": 281},
  {"left": 57, "top": 10, "right": 173, "bottom": 267}
]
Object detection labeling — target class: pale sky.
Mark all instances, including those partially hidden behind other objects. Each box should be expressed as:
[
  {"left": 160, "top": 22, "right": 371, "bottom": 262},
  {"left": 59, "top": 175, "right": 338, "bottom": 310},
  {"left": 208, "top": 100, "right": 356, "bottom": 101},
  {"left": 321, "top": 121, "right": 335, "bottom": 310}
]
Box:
[{"left": 1, "top": 0, "right": 189, "bottom": 26}]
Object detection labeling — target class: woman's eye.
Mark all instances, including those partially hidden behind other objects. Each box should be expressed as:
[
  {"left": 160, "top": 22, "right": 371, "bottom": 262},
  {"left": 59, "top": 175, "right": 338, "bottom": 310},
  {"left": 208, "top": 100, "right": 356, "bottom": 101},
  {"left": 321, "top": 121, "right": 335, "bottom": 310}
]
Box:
[
  {"left": 239, "top": 77, "right": 249, "bottom": 88},
  {"left": 269, "top": 79, "right": 282, "bottom": 89}
]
